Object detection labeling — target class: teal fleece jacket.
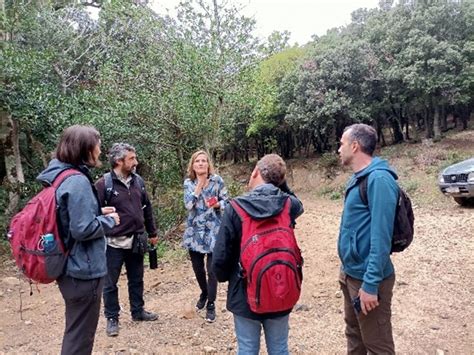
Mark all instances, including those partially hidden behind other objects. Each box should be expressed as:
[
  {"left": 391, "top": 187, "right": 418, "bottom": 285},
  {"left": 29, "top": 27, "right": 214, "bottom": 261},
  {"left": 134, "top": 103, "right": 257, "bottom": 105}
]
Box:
[{"left": 338, "top": 157, "right": 398, "bottom": 295}]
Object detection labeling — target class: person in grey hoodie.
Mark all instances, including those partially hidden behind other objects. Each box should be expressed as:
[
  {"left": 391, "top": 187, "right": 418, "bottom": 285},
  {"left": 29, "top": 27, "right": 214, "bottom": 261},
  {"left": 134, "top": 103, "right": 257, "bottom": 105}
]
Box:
[
  {"left": 37, "top": 125, "right": 120, "bottom": 355},
  {"left": 337, "top": 123, "right": 398, "bottom": 354},
  {"left": 212, "top": 154, "right": 303, "bottom": 355}
]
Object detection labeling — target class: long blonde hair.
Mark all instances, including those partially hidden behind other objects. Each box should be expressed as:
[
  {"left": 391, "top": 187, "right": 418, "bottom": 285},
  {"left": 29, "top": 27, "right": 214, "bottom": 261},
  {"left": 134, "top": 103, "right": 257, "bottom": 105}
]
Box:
[{"left": 186, "top": 150, "right": 215, "bottom": 180}]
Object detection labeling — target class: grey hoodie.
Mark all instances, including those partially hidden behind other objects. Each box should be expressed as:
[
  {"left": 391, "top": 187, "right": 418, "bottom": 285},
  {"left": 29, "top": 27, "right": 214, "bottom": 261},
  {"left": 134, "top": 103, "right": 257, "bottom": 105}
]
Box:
[{"left": 37, "top": 159, "right": 115, "bottom": 280}]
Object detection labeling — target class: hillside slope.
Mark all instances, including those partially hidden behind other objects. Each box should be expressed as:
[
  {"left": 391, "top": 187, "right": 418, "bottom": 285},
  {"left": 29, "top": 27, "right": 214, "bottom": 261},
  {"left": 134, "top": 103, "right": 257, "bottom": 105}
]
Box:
[{"left": 0, "top": 130, "right": 473, "bottom": 353}]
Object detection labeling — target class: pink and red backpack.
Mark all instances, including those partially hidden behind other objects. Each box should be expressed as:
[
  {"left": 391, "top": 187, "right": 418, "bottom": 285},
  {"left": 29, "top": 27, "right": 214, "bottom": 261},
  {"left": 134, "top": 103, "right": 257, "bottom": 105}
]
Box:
[
  {"left": 7, "top": 169, "right": 80, "bottom": 284},
  {"left": 231, "top": 198, "right": 303, "bottom": 314}
]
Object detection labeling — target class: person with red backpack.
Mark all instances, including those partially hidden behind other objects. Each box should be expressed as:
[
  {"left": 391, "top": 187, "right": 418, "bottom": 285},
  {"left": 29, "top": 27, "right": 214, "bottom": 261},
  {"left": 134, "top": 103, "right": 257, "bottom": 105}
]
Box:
[
  {"left": 212, "top": 154, "right": 304, "bottom": 355},
  {"left": 36, "top": 125, "right": 120, "bottom": 355}
]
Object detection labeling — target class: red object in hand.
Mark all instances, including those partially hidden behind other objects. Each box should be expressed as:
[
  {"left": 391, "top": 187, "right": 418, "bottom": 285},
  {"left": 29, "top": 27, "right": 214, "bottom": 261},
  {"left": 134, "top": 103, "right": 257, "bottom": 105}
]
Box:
[{"left": 206, "top": 196, "right": 218, "bottom": 206}]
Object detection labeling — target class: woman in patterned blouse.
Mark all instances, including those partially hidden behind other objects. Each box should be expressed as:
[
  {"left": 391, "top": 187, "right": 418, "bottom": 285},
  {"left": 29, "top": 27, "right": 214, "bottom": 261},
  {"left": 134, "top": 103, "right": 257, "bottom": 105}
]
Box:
[{"left": 183, "top": 150, "right": 228, "bottom": 322}]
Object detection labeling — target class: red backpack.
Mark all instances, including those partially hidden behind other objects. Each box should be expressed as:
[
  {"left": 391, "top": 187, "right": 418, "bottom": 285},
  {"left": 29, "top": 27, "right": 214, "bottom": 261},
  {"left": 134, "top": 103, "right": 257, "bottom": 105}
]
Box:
[
  {"left": 231, "top": 198, "right": 303, "bottom": 314},
  {"left": 7, "top": 169, "right": 80, "bottom": 284}
]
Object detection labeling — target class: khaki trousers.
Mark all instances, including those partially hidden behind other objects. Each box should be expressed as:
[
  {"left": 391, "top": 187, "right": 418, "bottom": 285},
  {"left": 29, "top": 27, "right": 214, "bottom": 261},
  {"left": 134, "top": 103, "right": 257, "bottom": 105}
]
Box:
[{"left": 339, "top": 271, "right": 395, "bottom": 355}]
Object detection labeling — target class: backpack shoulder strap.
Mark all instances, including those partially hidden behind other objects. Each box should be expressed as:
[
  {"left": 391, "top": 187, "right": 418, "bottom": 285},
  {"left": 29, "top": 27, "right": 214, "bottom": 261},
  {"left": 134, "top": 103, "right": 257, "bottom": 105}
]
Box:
[
  {"left": 358, "top": 173, "right": 401, "bottom": 207},
  {"left": 230, "top": 199, "right": 250, "bottom": 221},
  {"left": 280, "top": 197, "right": 292, "bottom": 226},
  {"left": 52, "top": 169, "right": 81, "bottom": 189},
  {"left": 358, "top": 175, "right": 369, "bottom": 206},
  {"left": 134, "top": 174, "right": 147, "bottom": 207},
  {"left": 104, "top": 172, "right": 113, "bottom": 206}
]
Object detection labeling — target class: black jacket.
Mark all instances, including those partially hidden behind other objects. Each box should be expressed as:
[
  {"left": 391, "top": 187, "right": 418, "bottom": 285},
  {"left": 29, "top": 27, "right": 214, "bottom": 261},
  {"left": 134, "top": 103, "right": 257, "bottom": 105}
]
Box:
[
  {"left": 95, "top": 171, "right": 157, "bottom": 238},
  {"left": 212, "top": 183, "right": 304, "bottom": 320}
]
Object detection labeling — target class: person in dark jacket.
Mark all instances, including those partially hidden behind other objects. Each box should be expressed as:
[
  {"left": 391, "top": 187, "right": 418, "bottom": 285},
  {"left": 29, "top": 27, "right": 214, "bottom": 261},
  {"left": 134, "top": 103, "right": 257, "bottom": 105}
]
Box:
[
  {"left": 338, "top": 123, "right": 398, "bottom": 354},
  {"left": 37, "top": 125, "right": 120, "bottom": 355},
  {"left": 212, "top": 154, "right": 304, "bottom": 355},
  {"left": 95, "top": 143, "right": 158, "bottom": 337}
]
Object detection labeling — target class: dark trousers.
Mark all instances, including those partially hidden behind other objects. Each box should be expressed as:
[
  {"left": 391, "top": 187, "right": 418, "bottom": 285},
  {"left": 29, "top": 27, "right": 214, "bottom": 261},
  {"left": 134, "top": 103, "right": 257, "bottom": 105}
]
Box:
[
  {"left": 57, "top": 275, "right": 104, "bottom": 355},
  {"left": 339, "top": 271, "right": 395, "bottom": 355},
  {"left": 189, "top": 250, "right": 218, "bottom": 303},
  {"left": 103, "top": 246, "right": 144, "bottom": 319}
]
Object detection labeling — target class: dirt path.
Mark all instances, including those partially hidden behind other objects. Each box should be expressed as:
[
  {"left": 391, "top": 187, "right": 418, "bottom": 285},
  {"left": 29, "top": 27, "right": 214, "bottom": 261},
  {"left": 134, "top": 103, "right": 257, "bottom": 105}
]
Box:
[{"left": 0, "top": 194, "right": 473, "bottom": 354}]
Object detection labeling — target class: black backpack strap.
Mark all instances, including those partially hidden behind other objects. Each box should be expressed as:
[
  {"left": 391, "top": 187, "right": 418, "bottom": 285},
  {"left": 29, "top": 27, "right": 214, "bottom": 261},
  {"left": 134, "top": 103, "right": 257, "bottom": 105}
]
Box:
[
  {"left": 104, "top": 172, "right": 147, "bottom": 207},
  {"left": 104, "top": 172, "right": 113, "bottom": 206},
  {"left": 358, "top": 175, "right": 369, "bottom": 206},
  {"left": 344, "top": 174, "right": 369, "bottom": 206},
  {"left": 359, "top": 173, "right": 402, "bottom": 207},
  {"left": 134, "top": 174, "right": 147, "bottom": 207}
]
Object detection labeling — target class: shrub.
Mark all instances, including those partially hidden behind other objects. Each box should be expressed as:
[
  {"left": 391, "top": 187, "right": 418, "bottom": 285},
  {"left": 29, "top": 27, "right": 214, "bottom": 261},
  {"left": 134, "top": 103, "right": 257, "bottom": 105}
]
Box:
[
  {"left": 317, "top": 184, "right": 345, "bottom": 200},
  {"left": 400, "top": 179, "right": 418, "bottom": 194}
]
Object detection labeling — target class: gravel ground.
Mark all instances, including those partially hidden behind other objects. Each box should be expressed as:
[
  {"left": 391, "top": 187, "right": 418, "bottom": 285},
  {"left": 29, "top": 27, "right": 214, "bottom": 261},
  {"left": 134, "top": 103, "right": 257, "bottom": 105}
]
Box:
[{"left": 1, "top": 195, "right": 472, "bottom": 354}]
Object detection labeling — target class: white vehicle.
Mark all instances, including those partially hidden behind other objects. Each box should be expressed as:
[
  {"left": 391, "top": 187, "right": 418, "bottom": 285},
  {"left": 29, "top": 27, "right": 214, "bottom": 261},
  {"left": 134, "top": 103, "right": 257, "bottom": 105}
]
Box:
[{"left": 438, "top": 158, "right": 474, "bottom": 206}]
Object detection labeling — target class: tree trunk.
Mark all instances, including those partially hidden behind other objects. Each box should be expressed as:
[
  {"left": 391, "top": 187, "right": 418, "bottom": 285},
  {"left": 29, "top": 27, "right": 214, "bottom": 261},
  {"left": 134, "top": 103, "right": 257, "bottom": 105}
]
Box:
[
  {"left": 459, "top": 105, "right": 469, "bottom": 130},
  {"left": 26, "top": 128, "right": 48, "bottom": 168},
  {"left": 433, "top": 104, "right": 441, "bottom": 141},
  {"left": 176, "top": 145, "right": 185, "bottom": 179},
  {"left": 404, "top": 118, "right": 409, "bottom": 141},
  {"left": 391, "top": 117, "right": 404, "bottom": 143},
  {"left": 380, "top": 128, "right": 386, "bottom": 146},
  {"left": 424, "top": 106, "right": 433, "bottom": 139},
  {"left": 440, "top": 105, "right": 447, "bottom": 132},
  {"left": 1, "top": 113, "right": 25, "bottom": 219}
]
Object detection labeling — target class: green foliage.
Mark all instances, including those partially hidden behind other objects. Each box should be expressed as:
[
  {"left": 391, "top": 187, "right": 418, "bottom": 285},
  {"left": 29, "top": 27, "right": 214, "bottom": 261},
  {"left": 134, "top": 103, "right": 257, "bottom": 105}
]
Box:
[
  {"left": 400, "top": 179, "right": 419, "bottom": 194},
  {"left": 317, "top": 184, "right": 345, "bottom": 201},
  {"left": 318, "top": 152, "right": 340, "bottom": 171},
  {"left": 159, "top": 240, "right": 188, "bottom": 263},
  {"left": 439, "top": 150, "right": 472, "bottom": 170},
  {"left": 226, "top": 179, "right": 246, "bottom": 198},
  {"left": 154, "top": 188, "right": 186, "bottom": 237},
  {"left": 329, "top": 190, "right": 343, "bottom": 201},
  {"left": 144, "top": 240, "right": 188, "bottom": 266},
  {"left": 1, "top": 0, "right": 473, "bottom": 241},
  {"left": 0, "top": 189, "right": 8, "bottom": 234}
]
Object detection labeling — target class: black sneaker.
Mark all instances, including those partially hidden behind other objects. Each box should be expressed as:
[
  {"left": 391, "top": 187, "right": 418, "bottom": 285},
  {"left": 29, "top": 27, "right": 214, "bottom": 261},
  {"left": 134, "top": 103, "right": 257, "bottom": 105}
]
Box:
[
  {"left": 205, "top": 302, "right": 216, "bottom": 323},
  {"left": 132, "top": 310, "right": 158, "bottom": 322},
  {"left": 196, "top": 292, "right": 207, "bottom": 310},
  {"left": 106, "top": 318, "right": 119, "bottom": 337}
]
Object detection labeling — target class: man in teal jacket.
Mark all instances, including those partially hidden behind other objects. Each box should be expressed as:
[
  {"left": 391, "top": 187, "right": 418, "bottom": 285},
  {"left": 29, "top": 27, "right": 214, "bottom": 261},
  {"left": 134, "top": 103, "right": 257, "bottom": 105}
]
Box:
[{"left": 338, "top": 123, "right": 398, "bottom": 354}]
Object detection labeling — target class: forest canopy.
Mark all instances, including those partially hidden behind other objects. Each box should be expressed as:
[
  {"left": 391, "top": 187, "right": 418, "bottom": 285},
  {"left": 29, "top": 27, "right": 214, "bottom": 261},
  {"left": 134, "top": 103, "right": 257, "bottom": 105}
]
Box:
[{"left": 1, "top": 0, "right": 473, "bottom": 235}]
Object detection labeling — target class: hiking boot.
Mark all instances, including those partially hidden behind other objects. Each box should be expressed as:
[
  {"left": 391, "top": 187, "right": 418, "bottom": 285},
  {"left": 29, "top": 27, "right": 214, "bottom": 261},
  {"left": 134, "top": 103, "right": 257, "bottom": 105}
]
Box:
[
  {"left": 196, "top": 292, "right": 207, "bottom": 310},
  {"left": 205, "top": 302, "right": 216, "bottom": 323},
  {"left": 106, "top": 318, "right": 119, "bottom": 337},
  {"left": 132, "top": 310, "right": 158, "bottom": 322}
]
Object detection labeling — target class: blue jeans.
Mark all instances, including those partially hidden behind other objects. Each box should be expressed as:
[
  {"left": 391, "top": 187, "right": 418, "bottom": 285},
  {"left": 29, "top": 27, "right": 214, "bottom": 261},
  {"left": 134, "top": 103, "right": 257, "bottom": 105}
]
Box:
[{"left": 233, "top": 314, "right": 289, "bottom": 355}]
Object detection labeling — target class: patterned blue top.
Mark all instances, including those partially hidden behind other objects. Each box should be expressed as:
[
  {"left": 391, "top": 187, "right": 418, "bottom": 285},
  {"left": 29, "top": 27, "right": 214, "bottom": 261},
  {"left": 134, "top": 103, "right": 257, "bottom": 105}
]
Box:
[{"left": 183, "top": 174, "right": 229, "bottom": 253}]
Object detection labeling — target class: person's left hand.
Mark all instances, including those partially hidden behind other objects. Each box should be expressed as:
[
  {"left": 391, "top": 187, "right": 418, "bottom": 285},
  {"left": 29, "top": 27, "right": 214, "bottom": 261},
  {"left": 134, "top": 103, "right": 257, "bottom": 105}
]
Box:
[
  {"left": 149, "top": 237, "right": 158, "bottom": 246},
  {"left": 101, "top": 206, "right": 116, "bottom": 215},
  {"left": 359, "top": 288, "right": 379, "bottom": 315}
]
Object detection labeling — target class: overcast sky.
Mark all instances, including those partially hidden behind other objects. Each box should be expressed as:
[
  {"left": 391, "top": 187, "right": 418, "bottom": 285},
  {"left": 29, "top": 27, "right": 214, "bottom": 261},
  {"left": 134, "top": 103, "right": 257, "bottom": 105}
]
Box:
[{"left": 151, "top": 0, "right": 381, "bottom": 45}]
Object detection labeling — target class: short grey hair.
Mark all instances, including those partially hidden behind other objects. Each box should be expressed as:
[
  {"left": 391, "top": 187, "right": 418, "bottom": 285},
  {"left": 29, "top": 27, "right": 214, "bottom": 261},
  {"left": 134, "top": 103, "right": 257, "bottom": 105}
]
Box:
[
  {"left": 256, "top": 154, "right": 286, "bottom": 186},
  {"left": 344, "top": 124, "right": 377, "bottom": 156},
  {"left": 108, "top": 143, "right": 136, "bottom": 168}
]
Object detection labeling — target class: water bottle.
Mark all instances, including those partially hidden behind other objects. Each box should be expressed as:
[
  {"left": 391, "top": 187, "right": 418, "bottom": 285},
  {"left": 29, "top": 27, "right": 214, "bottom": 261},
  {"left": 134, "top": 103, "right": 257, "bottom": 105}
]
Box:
[
  {"left": 43, "top": 233, "right": 56, "bottom": 253},
  {"left": 149, "top": 246, "right": 158, "bottom": 269}
]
